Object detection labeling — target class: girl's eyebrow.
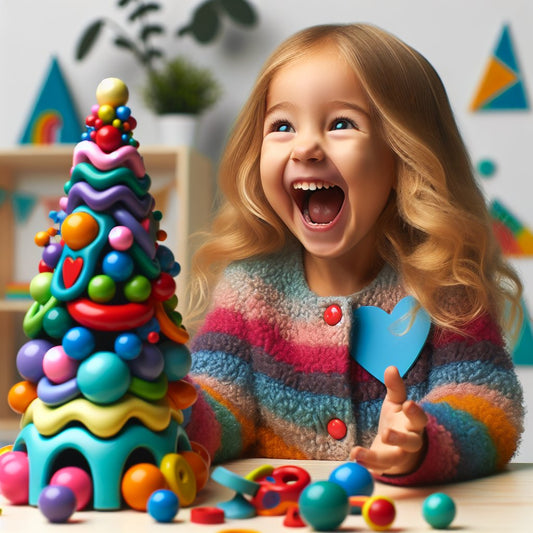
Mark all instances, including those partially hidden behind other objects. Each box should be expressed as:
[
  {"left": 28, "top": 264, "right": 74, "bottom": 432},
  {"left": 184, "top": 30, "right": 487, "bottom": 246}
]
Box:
[
  {"left": 264, "top": 101, "right": 296, "bottom": 117},
  {"left": 265, "top": 100, "right": 370, "bottom": 118},
  {"left": 331, "top": 100, "right": 371, "bottom": 118}
]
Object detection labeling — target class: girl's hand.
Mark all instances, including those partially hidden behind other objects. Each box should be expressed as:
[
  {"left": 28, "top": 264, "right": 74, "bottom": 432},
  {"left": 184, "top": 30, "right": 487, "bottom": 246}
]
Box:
[{"left": 349, "top": 366, "right": 428, "bottom": 476}]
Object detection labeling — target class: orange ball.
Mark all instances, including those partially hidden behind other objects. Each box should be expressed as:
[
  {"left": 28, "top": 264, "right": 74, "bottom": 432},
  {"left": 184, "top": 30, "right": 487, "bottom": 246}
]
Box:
[
  {"left": 121, "top": 463, "right": 168, "bottom": 511},
  {"left": 34, "top": 231, "right": 50, "bottom": 247},
  {"left": 190, "top": 441, "right": 211, "bottom": 470},
  {"left": 61, "top": 212, "right": 99, "bottom": 250},
  {"left": 8, "top": 381, "right": 38, "bottom": 414},
  {"left": 180, "top": 450, "right": 209, "bottom": 491}
]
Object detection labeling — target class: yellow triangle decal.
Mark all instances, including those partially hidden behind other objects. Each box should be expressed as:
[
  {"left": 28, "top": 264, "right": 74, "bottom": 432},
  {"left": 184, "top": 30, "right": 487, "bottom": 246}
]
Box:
[{"left": 470, "top": 58, "right": 517, "bottom": 110}]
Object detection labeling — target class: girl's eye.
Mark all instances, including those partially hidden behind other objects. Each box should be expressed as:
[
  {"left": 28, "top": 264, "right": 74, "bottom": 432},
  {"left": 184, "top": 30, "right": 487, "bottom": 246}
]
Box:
[
  {"left": 271, "top": 120, "right": 294, "bottom": 133},
  {"left": 331, "top": 118, "right": 356, "bottom": 131}
]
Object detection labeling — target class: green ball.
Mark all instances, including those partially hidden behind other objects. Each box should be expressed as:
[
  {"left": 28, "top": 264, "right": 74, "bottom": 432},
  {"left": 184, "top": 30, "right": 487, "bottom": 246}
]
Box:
[
  {"left": 299, "top": 481, "right": 349, "bottom": 531},
  {"left": 30, "top": 272, "right": 53, "bottom": 305},
  {"left": 43, "top": 307, "right": 73, "bottom": 339},
  {"left": 124, "top": 275, "right": 151, "bottom": 302},
  {"left": 88, "top": 275, "right": 116, "bottom": 303},
  {"left": 422, "top": 492, "right": 456, "bottom": 529}
]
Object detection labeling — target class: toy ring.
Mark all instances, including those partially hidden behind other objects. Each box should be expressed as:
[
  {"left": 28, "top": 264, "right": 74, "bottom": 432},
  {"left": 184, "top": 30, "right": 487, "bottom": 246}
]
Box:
[{"left": 211, "top": 467, "right": 260, "bottom": 497}]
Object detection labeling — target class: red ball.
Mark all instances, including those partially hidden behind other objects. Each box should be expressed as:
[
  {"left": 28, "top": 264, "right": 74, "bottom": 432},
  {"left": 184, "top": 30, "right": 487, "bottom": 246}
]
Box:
[
  {"left": 39, "top": 259, "right": 54, "bottom": 273},
  {"left": 85, "top": 114, "right": 96, "bottom": 127},
  {"left": 127, "top": 116, "right": 137, "bottom": 130},
  {"left": 151, "top": 272, "right": 176, "bottom": 301},
  {"left": 95, "top": 125, "right": 123, "bottom": 153}
]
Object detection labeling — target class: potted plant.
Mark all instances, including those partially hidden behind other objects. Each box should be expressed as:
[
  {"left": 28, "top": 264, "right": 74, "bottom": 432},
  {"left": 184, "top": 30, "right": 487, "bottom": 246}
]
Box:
[
  {"left": 143, "top": 55, "right": 222, "bottom": 145},
  {"left": 75, "top": 0, "right": 257, "bottom": 144}
]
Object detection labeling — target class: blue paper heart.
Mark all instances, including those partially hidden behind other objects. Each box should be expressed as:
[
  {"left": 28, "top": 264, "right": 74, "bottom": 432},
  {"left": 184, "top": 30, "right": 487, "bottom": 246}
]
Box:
[{"left": 351, "top": 296, "right": 431, "bottom": 384}]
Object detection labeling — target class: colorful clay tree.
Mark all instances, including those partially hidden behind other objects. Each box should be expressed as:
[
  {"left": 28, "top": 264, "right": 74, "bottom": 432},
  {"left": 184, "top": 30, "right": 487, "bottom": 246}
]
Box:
[{"left": 0, "top": 78, "right": 209, "bottom": 511}]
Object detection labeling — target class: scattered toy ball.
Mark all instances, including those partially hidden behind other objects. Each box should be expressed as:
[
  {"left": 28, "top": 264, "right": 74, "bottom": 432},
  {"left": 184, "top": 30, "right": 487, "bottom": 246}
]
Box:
[
  {"left": 298, "top": 480, "right": 349, "bottom": 531},
  {"left": 328, "top": 462, "right": 374, "bottom": 499},
  {"left": 422, "top": 492, "right": 456, "bottom": 529},
  {"left": 50, "top": 466, "right": 93, "bottom": 511},
  {"left": 147, "top": 489, "right": 179, "bottom": 523},
  {"left": 38, "top": 485, "right": 77, "bottom": 523}
]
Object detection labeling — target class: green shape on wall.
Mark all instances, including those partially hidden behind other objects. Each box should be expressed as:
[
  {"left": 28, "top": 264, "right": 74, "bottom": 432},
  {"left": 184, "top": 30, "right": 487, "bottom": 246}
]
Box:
[
  {"left": 19, "top": 56, "right": 81, "bottom": 144},
  {"left": 512, "top": 301, "right": 533, "bottom": 365}
]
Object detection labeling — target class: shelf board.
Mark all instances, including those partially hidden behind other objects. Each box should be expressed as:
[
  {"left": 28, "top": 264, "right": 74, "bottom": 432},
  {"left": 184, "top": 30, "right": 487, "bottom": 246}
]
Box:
[{"left": 0, "top": 299, "right": 31, "bottom": 312}]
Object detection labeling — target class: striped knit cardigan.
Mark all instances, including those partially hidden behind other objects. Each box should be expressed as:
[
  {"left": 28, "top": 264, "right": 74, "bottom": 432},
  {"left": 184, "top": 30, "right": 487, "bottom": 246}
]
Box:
[{"left": 186, "top": 245, "right": 524, "bottom": 484}]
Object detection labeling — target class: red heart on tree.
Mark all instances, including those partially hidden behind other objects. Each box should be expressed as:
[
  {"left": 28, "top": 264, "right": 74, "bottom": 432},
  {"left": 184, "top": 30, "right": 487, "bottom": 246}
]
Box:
[{"left": 63, "top": 256, "right": 84, "bottom": 288}]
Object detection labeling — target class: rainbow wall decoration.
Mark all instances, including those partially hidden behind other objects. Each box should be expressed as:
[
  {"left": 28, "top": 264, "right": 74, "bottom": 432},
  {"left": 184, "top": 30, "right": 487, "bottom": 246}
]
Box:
[
  {"left": 490, "top": 199, "right": 533, "bottom": 256},
  {"left": 19, "top": 57, "right": 81, "bottom": 144},
  {"left": 470, "top": 24, "right": 529, "bottom": 111}
]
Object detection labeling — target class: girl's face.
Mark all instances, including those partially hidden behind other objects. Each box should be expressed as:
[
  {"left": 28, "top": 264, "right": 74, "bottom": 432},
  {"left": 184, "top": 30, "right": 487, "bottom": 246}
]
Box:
[{"left": 260, "top": 44, "right": 396, "bottom": 267}]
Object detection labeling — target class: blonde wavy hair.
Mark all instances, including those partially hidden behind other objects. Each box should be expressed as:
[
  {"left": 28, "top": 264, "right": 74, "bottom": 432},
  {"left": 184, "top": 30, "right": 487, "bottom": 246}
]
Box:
[{"left": 188, "top": 23, "right": 522, "bottom": 336}]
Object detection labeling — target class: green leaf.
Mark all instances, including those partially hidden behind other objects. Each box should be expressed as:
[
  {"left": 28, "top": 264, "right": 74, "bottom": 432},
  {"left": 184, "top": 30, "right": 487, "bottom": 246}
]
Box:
[
  {"left": 114, "top": 36, "right": 136, "bottom": 52},
  {"left": 140, "top": 24, "right": 164, "bottom": 42},
  {"left": 189, "top": 2, "right": 220, "bottom": 43},
  {"left": 75, "top": 19, "right": 104, "bottom": 60},
  {"left": 128, "top": 2, "right": 161, "bottom": 22},
  {"left": 117, "top": 0, "right": 133, "bottom": 7},
  {"left": 220, "top": 0, "right": 257, "bottom": 26},
  {"left": 145, "top": 48, "right": 164, "bottom": 60}
]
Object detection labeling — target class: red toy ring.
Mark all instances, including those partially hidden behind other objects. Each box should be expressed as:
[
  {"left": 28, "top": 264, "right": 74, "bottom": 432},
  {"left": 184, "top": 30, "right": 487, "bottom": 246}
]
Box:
[{"left": 66, "top": 298, "right": 153, "bottom": 331}]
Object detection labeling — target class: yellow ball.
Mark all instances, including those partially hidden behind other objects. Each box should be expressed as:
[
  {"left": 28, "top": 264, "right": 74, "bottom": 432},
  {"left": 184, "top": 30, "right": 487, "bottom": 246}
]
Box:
[
  {"left": 98, "top": 104, "right": 116, "bottom": 124},
  {"left": 96, "top": 78, "right": 129, "bottom": 106}
]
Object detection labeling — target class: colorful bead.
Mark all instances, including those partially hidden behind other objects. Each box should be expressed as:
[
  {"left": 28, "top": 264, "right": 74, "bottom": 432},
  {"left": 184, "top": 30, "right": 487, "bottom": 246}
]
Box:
[
  {"left": 88, "top": 274, "right": 116, "bottom": 303},
  {"left": 96, "top": 78, "right": 129, "bottom": 107},
  {"left": 329, "top": 462, "right": 374, "bottom": 498},
  {"left": 38, "top": 485, "right": 77, "bottom": 523},
  {"left": 121, "top": 463, "right": 167, "bottom": 511},
  {"left": 327, "top": 418, "right": 347, "bottom": 440},
  {"left": 0, "top": 451, "right": 29, "bottom": 504},
  {"left": 43, "top": 345, "right": 78, "bottom": 384},
  {"left": 62, "top": 327, "right": 95, "bottom": 360},
  {"left": 124, "top": 275, "right": 152, "bottom": 302},
  {"left": 299, "top": 481, "right": 349, "bottom": 531},
  {"left": 16, "top": 339, "right": 52, "bottom": 382},
  {"left": 7, "top": 381, "right": 38, "bottom": 413},
  {"left": 108, "top": 225, "right": 134, "bottom": 251},
  {"left": 422, "top": 492, "right": 456, "bottom": 529},
  {"left": 29, "top": 272, "right": 53, "bottom": 305},
  {"left": 50, "top": 467, "right": 93, "bottom": 511},
  {"left": 61, "top": 212, "right": 99, "bottom": 250},
  {"left": 147, "top": 489, "right": 179, "bottom": 523}
]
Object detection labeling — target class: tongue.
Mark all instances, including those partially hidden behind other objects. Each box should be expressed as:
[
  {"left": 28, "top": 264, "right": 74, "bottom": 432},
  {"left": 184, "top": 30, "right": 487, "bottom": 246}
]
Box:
[{"left": 307, "top": 187, "right": 344, "bottom": 224}]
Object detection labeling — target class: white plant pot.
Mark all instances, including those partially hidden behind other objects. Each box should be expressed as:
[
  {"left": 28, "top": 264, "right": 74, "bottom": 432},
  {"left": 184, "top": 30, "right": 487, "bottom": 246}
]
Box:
[{"left": 158, "top": 113, "right": 198, "bottom": 147}]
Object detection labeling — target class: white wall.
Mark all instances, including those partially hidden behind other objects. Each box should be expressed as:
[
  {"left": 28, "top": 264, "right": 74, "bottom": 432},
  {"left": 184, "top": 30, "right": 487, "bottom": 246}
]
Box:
[{"left": 0, "top": 0, "right": 531, "bottom": 460}]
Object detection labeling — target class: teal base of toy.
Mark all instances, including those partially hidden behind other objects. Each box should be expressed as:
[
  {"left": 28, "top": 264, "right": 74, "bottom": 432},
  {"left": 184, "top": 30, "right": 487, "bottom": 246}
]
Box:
[{"left": 13, "top": 419, "right": 190, "bottom": 510}]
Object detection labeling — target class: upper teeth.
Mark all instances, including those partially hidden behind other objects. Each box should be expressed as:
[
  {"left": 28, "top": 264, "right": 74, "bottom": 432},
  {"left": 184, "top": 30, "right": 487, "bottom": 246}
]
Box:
[{"left": 292, "top": 181, "right": 333, "bottom": 191}]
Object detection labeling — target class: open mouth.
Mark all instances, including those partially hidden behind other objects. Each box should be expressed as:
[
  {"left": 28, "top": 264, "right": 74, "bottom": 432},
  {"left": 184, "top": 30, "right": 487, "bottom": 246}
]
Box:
[{"left": 291, "top": 180, "right": 345, "bottom": 225}]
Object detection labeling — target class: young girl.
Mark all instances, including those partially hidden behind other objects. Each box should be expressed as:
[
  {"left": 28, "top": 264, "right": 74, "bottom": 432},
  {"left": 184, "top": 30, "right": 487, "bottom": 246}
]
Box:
[{"left": 185, "top": 23, "right": 524, "bottom": 484}]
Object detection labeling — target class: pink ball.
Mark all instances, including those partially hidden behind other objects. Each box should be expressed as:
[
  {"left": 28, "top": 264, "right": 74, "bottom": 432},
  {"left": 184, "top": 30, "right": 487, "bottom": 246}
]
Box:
[
  {"left": 50, "top": 467, "right": 93, "bottom": 511},
  {"left": 43, "top": 346, "right": 79, "bottom": 384},
  {"left": 108, "top": 226, "right": 134, "bottom": 251},
  {"left": 0, "top": 451, "right": 29, "bottom": 504},
  {"left": 59, "top": 196, "right": 68, "bottom": 211}
]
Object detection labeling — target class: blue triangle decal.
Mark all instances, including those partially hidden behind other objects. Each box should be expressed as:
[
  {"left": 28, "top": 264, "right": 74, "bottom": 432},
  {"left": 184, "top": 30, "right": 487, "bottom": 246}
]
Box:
[
  {"left": 494, "top": 25, "right": 519, "bottom": 73},
  {"left": 482, "top": 79, "right": 529, "bottom": 110},
  {"left": 19, "top": 56, "right": 81, "bottom": 144},
  {"left": 12, "top": 192, "right": 37, "bottom": 223}
]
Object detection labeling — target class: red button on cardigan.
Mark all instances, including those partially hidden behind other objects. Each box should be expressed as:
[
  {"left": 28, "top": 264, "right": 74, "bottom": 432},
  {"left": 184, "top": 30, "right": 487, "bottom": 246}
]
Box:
[
  {"left": 327, "top": 418, "right": 347, "bottom": 440},
  {"left": 324, "top": 304, "right": 342, "bottom": 326}
]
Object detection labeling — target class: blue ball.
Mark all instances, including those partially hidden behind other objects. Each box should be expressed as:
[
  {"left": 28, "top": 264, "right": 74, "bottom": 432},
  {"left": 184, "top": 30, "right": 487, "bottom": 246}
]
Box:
[
  {"left": 62, "top": 327, "right": 95, "bottom": 360},
  {"left": 329, "top": 462, "right": 374, "bottom": 498},
  {"left": 77, "top": 351, "right": 130, "bottom": 404},
  {"left": 422, "top": 492, "right": 456, "bottom": 529},
  {"left": 161, "top": 341, "right": 191, "bottom": 381},
  {"left": 115, "top": 105, "right": 131, "bottom": 121},
  {"left": 102, "top": 251, "right": 134, "bottom": 282},
  {"left": 114, "top": 333, "right": 142, "bottom": 360},
  {"left": 156, "top": 245, "right": 175, "bottom": 271},
  {"left": 147, "top": 489, "right": 179, "bottom": 523},
  {"left": 38, "top": 485, "right": 77, "bottom": 523},
  {"left": 299, "top": 481, "right": 349, "bottom": 531}
]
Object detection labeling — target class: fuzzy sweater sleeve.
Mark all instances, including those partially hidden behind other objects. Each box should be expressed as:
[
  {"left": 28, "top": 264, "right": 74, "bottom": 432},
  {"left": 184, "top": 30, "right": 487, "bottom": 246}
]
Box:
[
  {"left": 377, "top": 313, "right": 524, "bottom": 485},
  {"left": 185, "top": 269, "right": 259, "bottom": 464}
]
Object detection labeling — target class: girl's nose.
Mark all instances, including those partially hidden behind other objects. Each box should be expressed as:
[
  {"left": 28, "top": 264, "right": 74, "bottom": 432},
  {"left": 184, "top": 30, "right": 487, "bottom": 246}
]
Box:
[{"left": 290, "top": 132, "right": 325, "bottom": 163}]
